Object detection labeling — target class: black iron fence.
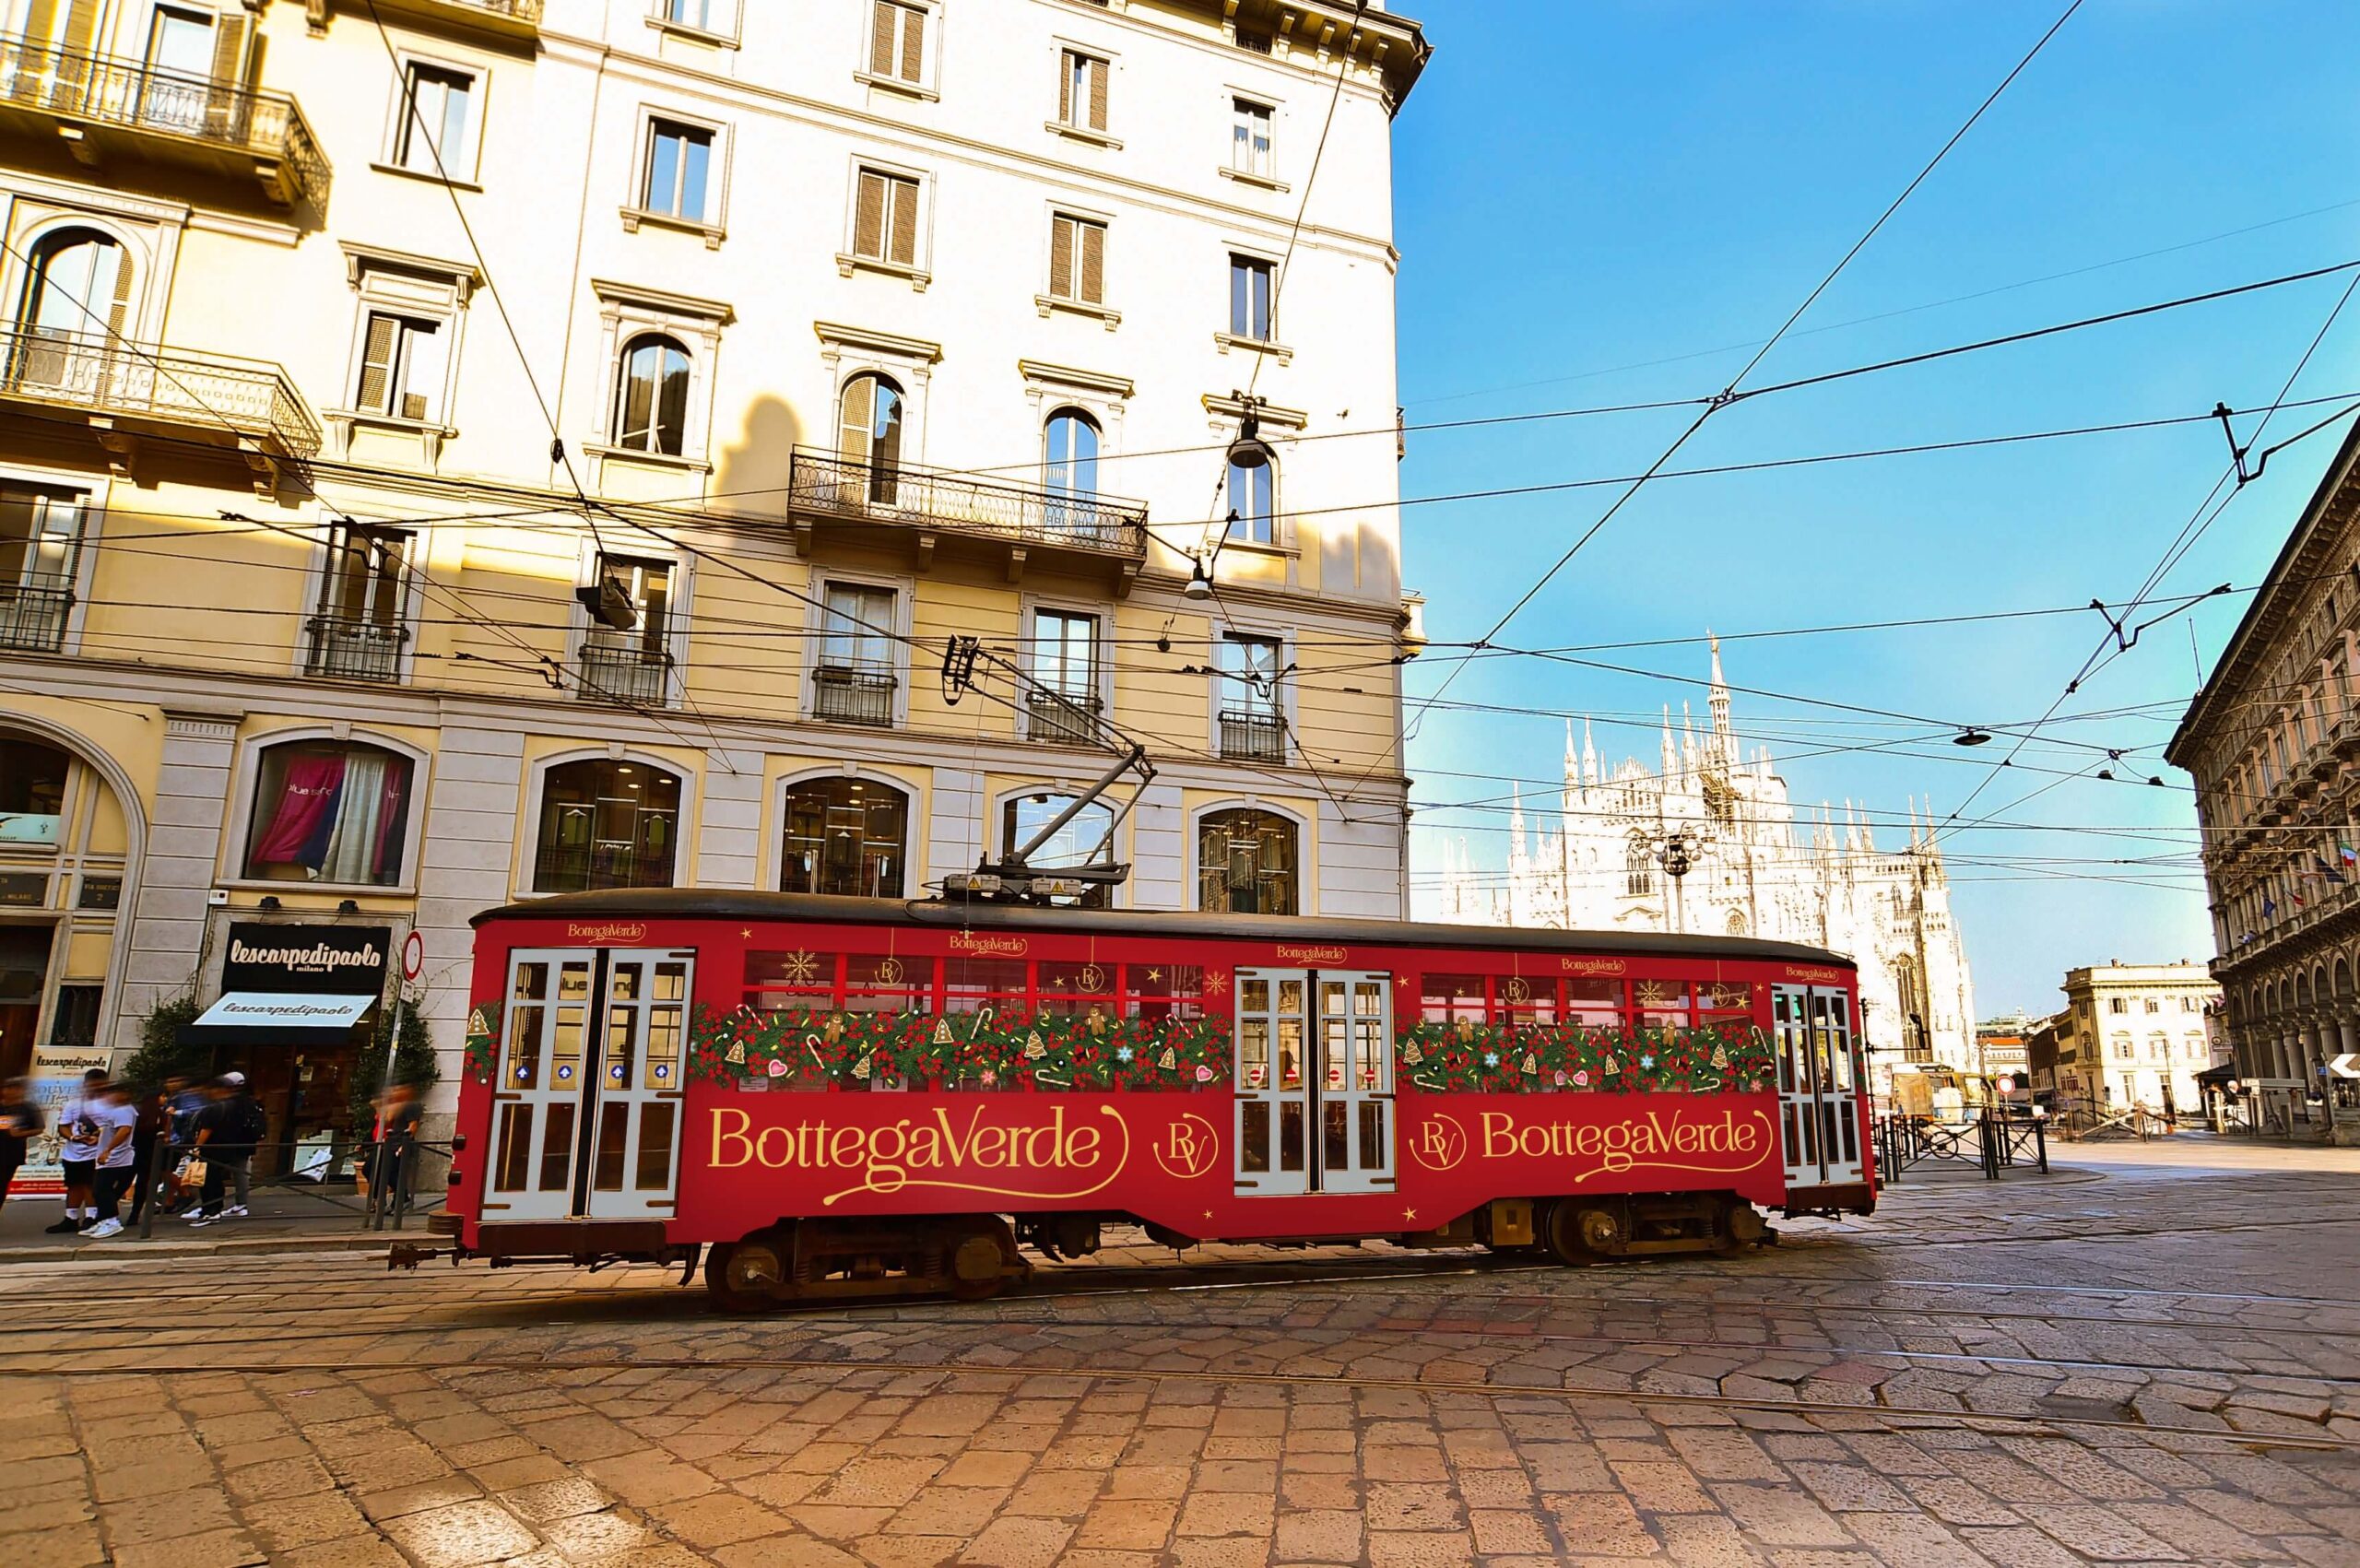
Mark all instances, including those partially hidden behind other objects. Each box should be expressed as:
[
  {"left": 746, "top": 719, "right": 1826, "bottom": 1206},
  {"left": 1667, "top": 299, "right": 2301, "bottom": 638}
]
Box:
[
  {"left": 813, "top": 664, "right": 896, "bottom": 725},
  {"left": 305, "top": 616, "right": 407, "bottom": 681},
  {"left": 0, "top": 581, "right": 71, "bottom": 652},
  {"left": 1874, "top": 1107, "right": 2048, "bottom": 1185},
  {"left": 1219, "top": 706, "right": 1287, "bottom": 763},
  {"left": 788, "top": 446, "right": 1149, "bottom": 555}
]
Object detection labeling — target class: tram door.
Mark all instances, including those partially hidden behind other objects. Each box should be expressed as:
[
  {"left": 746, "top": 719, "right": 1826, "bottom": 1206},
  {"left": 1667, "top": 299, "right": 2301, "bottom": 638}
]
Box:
[
  {"left": 1233, "top": 969, "right": 1394, "bottom": 1197},
  {"left": 486, "top": 948, "right": 692, "bottom": 1222},
  {"left": 1770, "top": 984, "right": 1866, "bottom": 1191}
]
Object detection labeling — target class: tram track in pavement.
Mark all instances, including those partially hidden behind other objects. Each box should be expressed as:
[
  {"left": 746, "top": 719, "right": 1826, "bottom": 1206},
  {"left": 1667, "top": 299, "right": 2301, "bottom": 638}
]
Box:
[{"left": 3, "top": 1343, "right": 2353, "bottom": 1456}]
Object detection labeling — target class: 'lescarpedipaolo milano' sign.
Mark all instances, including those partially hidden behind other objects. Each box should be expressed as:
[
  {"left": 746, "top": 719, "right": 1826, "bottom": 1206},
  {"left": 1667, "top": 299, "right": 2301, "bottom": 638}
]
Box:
[{"left": 222, "top": 922, "right": 393, "bottom": 996}]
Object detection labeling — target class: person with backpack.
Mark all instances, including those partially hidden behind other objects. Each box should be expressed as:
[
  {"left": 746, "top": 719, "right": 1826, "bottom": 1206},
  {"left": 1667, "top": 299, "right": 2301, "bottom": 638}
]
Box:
[{"left": 186, "top": 1073, "right": 264, "bottom": 1225}]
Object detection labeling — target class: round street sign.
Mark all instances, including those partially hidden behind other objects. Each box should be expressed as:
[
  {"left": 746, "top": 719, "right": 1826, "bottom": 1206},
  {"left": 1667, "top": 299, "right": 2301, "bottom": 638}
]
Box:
[
  {"left": 1997, "top": 1076, "right": 2014, "bottom": 1093},
  {"left": 403, "top": 929, "right": 425, "bottom": 981}
]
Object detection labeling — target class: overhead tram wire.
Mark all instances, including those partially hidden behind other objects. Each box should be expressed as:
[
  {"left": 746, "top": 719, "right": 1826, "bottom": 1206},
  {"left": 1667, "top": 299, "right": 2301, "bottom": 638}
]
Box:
[
  {"left": 1936, "top": 259, "right": 2360, "bottom": 842},
  {"left": 1349, "top": 0, "right": 2087, "bottom": 804}
]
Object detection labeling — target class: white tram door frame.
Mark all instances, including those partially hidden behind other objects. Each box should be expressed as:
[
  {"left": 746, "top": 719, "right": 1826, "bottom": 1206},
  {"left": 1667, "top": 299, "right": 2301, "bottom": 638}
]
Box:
[
  {"left": 1314, "top": 972, "right": 1396, "bottom": 1194},
  {"left": 581, "top": 949, "right": 694, "bottom": 1220},
  {"left": 1233, "top": 968, "right": 1397, "bottom": 1197},
  {"left": 485, "top": 948, "right": 597, "bottom": 1221},
  {"left": 1233, "top": 969, "right": 1312, "bottom": 1196},
  {"left": 1771, "top": 983, "right": 1866, "bottom": 1194}
]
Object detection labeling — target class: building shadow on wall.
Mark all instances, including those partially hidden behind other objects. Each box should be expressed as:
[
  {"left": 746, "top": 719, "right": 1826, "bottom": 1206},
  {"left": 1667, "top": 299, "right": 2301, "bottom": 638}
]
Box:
[{"left": 714, "top": 395, "right": 801, "bottom": 521}]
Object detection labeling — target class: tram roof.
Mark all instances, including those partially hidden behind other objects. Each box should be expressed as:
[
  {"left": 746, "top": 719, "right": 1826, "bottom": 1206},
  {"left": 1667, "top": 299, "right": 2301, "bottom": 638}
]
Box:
[{"left": 474, "top": 890, "right": 1857, "bottom": 971}]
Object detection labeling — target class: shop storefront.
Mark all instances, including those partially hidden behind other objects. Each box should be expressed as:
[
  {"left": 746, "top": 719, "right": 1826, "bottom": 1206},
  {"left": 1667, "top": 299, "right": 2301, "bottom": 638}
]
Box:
[{"left": 183, "top": 921, "right": 392, "bottom": 1178}]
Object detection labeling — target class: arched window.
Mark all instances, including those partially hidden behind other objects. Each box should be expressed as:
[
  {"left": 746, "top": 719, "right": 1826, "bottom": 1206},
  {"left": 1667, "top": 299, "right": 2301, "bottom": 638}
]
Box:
[
  {"left": 837, "top": 371, "right": 904, "bottom": 502},
  {"left": 1623, "top": 835, "right": 1654, "bottom": 897},
  {"left": 0, "top": 733, "right": 68, "bottom": 843},
  {"left": 15, "top": 229, "right": 132, "bottom": 395},
  {"left": 534, "top": 759, "right": 681, "bottom": 893},
  {"left": 1198, "top": 808, "right": 1296, "bottom": 915},
  {"left": 1725, "top": 908, "right": 1748, "bottom": 937},
  {"left": 1224, "top": 446, "right": 1274, "bottom": 544},
  {"left": 780, "top": 777, "right": 907, "bottom": 898},
  {"left": 1044, "top": 408, "right": 1100, "bottom": 532},
  {"left": 244, "top": 739, "right": 417, "bottom": 887},
  {"left": 1002, "top": 791, "right": 1115, "bottom": 909},
  {"left": 613, "top": 334, "right": 690, "bottom": 455}
]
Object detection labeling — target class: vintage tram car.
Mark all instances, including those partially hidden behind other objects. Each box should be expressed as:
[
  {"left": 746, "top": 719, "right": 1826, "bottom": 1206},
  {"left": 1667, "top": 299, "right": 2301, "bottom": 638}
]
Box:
[{"left": 427, "top": 891, "right": 1875, "bottom": 1309}]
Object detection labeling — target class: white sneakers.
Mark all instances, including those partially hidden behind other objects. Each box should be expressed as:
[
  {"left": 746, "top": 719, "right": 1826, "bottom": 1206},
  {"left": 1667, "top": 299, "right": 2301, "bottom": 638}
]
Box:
[{"left": 82, "top": 1219, "right": 124, "bottom": 1239}]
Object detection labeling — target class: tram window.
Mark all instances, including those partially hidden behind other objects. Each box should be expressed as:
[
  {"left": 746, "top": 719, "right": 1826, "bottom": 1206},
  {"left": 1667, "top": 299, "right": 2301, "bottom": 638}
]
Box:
[
  {"left": 1564, "top": 977, "right": 1622, "bottom": 1027},
  {"left": 1323, "top": 1100, "right": 1348, "bottom": 1172},
  {"left": 945, "top": 958, "right": 1028, "bottom": 1015},
  {"left": 844, "top": 954, "right": 934, "bottom": 1012},
  {"left": 1359, "top": 1101, "right": 1386, "bottom": 1169},
  {"left": 1241, "top": 1100, "right": 1270, "bottom": 1172},
  {"left": 1279, "top": 1099, "right": 1305, "bottom": 1173},
  {"left": 1127, "top": 964, "right": 1207, "bottom": 1021},
  {"left": 1636, "top": 981, "right": 1692, "bottom": 1029},
  {"left": 494, "top": 1103, "right": 532, "bottom": 1191},
  {"left": 1494, "top": 975, "right": 1556, "bottom": 1023},
  {"left": 1278, "top": 1016, "right": 1304, "bottom": 1091},
  {"left": 747, "top": 949, "right": 840, "bottom": 1007},
  {"left": 1421, "top": 973, "right": 1484, "bottom": 1023},
  {"left": 1040, "top": 961, "right": 1117, "bottom": 1006},
  {"left": 537, "top": 1105, "right": 572, "bottom": 1192},
  {"left": 636, "top": 1103, "right": 676, "bottom": 1190},
  {"left": 1240, "top": 1016, "right": 1271, "bottom": 1090},
  {"left": 1697, "top": 982, "right": 1754, "bottom": 1025},
  {"left": 593, "top": 1102, "right": 629, "bottom": 1190}
]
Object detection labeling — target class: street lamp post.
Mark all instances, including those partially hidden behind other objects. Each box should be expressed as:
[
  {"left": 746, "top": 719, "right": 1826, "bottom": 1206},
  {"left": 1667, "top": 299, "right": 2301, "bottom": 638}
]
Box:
[{"left": 1655, "top": 829, "right": 1705, "bottom": 934}]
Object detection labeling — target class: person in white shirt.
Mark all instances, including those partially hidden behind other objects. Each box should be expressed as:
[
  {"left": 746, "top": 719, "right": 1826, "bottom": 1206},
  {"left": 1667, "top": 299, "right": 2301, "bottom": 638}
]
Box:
[
  {"left": 81, "top": 1085, "right": 138, "bottom": 1240},
  {"left": 46, "top": 1068, "right": 107, "bottom": 1234}
]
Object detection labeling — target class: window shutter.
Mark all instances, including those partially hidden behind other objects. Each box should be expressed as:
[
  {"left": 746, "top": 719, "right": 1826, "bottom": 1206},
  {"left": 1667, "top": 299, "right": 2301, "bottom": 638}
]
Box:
[
  {"left": 205, "top": 13, "right": 249, "bottom": 136},
  {"left": 1058, "top": 51, "right": 1072, "bottom": 123},
  {"left": 899, "top": 4, "right": 925, "bottom": 82},
  {"left": 888, "top": 176, "right": 917, "bottom": 265},
  {"left": 357, "top": 315, "right": 397, "bottom": 414},
  {"left": 1049, "top": 215, "right": 1074, "bottom": 300},
  {"left": 401, "top": 322, "right": 444, "bottom": 422},
  {"left": 1088, "top": 57, "right": 1107, "bottom": 131},
  {"left": 868, "top": 1, "right": 895, "bottom": 76},
  {"left": 102, "top": 242, "right": 133, "bottom": 339},
  {"left": 855, "top": 170, "right": 885, "bottom": 258},
  {"left": 1080, "top": 221, "right": 1103, "bottom": 303}
]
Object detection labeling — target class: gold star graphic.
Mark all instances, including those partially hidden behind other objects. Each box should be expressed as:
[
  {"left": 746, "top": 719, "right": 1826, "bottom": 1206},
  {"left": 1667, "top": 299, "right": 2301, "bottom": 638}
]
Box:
[
  {"left": 1202, "top": 1208, "right": 1214, "bottom": 1220},
  {"left": 1402, "top": 1207, "right": 1419, "bottom": 1223},
  {"left": 739, "top": 928, "right": 752, "bottom": 939}
]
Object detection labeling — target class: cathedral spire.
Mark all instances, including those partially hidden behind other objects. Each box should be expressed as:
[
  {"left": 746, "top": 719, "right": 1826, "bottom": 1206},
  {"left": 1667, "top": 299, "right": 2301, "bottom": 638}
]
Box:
[
  {"left": 1707, "top": 631, "right": 1731, "bottom": 756},
  {"left": 1564, "top": 721, "right": 1577, "bottom": 785},
  {"left": 1582, "top": 719, "right": 1597, "bottom": 786},
  {"left": 1659, "top": 707, "right": 1677, "bottom": 777}
]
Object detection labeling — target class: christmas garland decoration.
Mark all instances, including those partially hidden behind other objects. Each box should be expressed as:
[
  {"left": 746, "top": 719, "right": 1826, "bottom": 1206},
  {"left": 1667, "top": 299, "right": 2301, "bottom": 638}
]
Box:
[
  {"left": 1397, "top": 1018, "right": 1775, "bottom": 1095},
  {"left": 462, "top": 1000, "right": 502, "bottom": 1082},
  {"left": 689, "top": 1003, "right": 1233, "bottom": 1091}
]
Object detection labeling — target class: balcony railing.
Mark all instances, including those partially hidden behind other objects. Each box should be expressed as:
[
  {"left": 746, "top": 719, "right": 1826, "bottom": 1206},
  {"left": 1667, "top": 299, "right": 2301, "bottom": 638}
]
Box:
[
  {"left": 1219, "top": 707, "right": 1287, "bottom": 763},
  {"left": 787, "top": 447, "right": 1150, "bottom": 558},
  {"left": 307, "top": 0, "right": 541, "bottom": 36},
  {"left": 0, "top": 36, "right": 328, "bottom": 206},
  {"left": 0, "top": 324, "right": 322, "bottom": 458},
  {"left": 0, "top": 582, "right": 72, "bottom": 653},
  {"left": 813, "top": 665, "right": 896, "bottom": 727},
  {"left": 304, "top": 617, "right": 407, "bottom": 682},
  {"left": 577, "top": 640, "right": 673, "bottom": 707},
  {"left": 1028, "top": 688, "right": 1102, "bottom": 745}
]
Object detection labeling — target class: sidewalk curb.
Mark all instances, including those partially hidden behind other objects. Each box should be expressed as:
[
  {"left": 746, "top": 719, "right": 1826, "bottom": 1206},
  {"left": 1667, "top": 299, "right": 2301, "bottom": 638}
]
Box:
[{"left": 0, "top": 1232, "right": 407, "bottom": 1265}]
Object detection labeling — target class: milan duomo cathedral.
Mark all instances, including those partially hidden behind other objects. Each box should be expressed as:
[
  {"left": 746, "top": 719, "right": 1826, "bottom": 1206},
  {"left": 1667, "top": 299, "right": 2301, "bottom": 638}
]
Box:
[{"left": 1431, "top": 640, "right": 1979, "bottom": 1074}]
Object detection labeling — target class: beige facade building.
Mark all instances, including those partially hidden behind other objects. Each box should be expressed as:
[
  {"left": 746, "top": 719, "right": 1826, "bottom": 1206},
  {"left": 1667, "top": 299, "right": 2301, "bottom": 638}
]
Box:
[
  {"left": 2168, "top": 419, "right": 2360, "bottom": 1114},
  {"left": 0, "top": 0, "right": 1431, "bottom": 1158},
  {"left": 2048, "top": 963, "right": 2221, "bottom": 1114}
]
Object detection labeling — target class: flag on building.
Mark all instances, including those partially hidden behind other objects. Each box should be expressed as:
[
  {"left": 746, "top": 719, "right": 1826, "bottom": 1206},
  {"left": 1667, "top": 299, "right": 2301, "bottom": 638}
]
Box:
[
  {"left": 2341, "top": 840, "right": 2357, "bottom": 867},
  {"left": 2319, "top": 855, "right": 2347, "bottom": 884}
]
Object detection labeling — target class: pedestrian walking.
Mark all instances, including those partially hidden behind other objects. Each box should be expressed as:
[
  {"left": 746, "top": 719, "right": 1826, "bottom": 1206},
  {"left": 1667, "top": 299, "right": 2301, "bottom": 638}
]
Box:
[
  {"left": 159, "top": 1074, "right": 206, "bottom": 1214},
  {"left": 0, "top": 1078, "right": 41, "bottom": 1216},
  {"left": 82, "top": 1083, "right": 138, "bottom": 1239},
  {"left": 369, "top": 1081, "right": 424, "bottom": 1218},
  {"left": 124, "top": 1083, "right": 168, "bottom": 1227},
  {"left": 46, "top": 1067, "right": 107, "bottom": 1234},
  {"left": 187, "top": 1073, "right": 264, "bottom": 1226}
]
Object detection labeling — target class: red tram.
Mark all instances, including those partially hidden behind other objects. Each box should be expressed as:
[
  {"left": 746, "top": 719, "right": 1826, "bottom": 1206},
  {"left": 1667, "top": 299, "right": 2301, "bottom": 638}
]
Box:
[{"left": 428, "top": 891, "right": 1875, "bottom": 1309}]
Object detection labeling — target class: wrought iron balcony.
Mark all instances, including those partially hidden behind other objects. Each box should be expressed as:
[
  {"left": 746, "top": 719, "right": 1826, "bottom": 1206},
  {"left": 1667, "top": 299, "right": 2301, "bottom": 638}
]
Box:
[
  {"left": 0, "top": 324, "right": 323, "bottom": 467},
  {"left": 1219, "top": 706, "right": 1287, "bottom": 764},
  {"left": 812, "top": 664, "right": 896, "bottom": 727},
  {"left": 303, "top": 0, "right": 541, "bottom": 41},
  {"left": 0, "top": 36, "right": 329, "bottom": 207},
  {"left": 304, "top": 617, "right": 407, "bottom": 682},
  {"left": 1028, "top": 688, "right": 1103, "bottom": 746},
  {"left": 577, "top": 639, "right": 673, "bottom": 707},
  {"left": 787, "top": 446, "right": 1149, "bottom": 595},
  {"left": 0, "top": 582, "right": 71, "bottom": 653}
]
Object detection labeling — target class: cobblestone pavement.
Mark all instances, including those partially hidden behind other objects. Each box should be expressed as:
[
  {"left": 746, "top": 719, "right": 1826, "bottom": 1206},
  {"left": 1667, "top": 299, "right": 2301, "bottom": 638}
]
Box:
[{"left": 5, "top": 1144, "right": 2359, "bottom": 1567}]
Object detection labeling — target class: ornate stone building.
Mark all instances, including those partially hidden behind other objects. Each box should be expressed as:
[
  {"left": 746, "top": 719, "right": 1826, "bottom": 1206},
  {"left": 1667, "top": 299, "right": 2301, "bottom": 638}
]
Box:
[
  {"left": 1430, "top": 641, "right": 1978, "bottom": 1076},
  {"left": 2169, "top": 419, "right": 2360, "bottom": 1121}
]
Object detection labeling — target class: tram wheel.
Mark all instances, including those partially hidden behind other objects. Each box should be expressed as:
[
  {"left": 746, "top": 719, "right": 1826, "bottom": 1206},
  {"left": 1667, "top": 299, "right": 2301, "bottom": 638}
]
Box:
[
  {"left": 1715, "top": 1200, "right": 1767, "bottom": 1256},
  {"left": 1540, "top": 1201, "right": 1591, "bottom": 1267},
  {"left": 704, "top": 1233, "right": 792, "bottom": 1314}
]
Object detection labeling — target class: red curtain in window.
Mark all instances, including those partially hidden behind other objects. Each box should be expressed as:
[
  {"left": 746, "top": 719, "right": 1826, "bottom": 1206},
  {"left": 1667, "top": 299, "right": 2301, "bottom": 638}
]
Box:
[{"left": 252, "top": 753, "right": 348, "bottom": 867}]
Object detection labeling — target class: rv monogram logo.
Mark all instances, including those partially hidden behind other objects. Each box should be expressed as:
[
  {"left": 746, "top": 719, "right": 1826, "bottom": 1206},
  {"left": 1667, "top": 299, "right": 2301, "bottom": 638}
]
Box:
[
  {"left": 1407, "top": 1112, "right": 1469, "bottom": 1173},
  {"left": 1153, "top": 1113, "right": 1220, "bottom": 1180}
]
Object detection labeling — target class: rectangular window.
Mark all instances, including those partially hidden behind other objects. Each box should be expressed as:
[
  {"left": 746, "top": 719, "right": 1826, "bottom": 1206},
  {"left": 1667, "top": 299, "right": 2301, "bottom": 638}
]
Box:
[
  {"left": 1030, "top": 607, "right": 1099, "bottom": 742},
  {"left": 820, "top": 582, "right": 895, "bottom": 670},
  {"left": 868, "top": 0, "right": 926, "bottom": 83},
  {"left": 1218, "top": 631, "right": 1285, "bottom": 762},
  {"left": 2108, "top": 997, "right": 2127, "bottom": 1015},
  {"left": 1230, "top": 253, "right": 1273, "bottom": 339},
  {"left": 353, "top": 312, "right": 444, "bottom": 422},
  {"left": 662, "top": 0, "right": 715, "bottom": 28},
  {"left": 0, "top": 487, "right": 85, "bottom": 591},
  {"left": 1048, "top": 213, "right": 1105, "bottom": 304},
  {"left": 1059, "top": 49, "right": 1107, "bottom": 131},
  {"left": 394, "top": 61, "right": 473, "bottom": 176},
  {"left": 854, "top": 167, "right": 921, "bottom": 265},
  {"left": 309, "top": 522, "right": 409, "bottom": 681},
  {"left": 1232, "top": 98, "right": 1271, "bottom": 174},
  {"left": 579, "top": 556, "right": 672, "bottom": 705},
  {"left": 641, "top": 119, "right": 713, "bottom": 220}
]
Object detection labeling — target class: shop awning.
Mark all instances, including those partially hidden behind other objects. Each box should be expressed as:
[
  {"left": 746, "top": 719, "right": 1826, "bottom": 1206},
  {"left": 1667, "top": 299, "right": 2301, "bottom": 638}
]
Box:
[{"left": 182, "top": 992, "right": 376, "bottom": 1047}]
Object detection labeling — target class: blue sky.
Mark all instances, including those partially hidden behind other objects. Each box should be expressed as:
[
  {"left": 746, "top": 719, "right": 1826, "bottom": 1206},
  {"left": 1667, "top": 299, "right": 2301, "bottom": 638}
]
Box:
[{"left": 1387, "top": 2, "right": 2359, "bottom": 1015}]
